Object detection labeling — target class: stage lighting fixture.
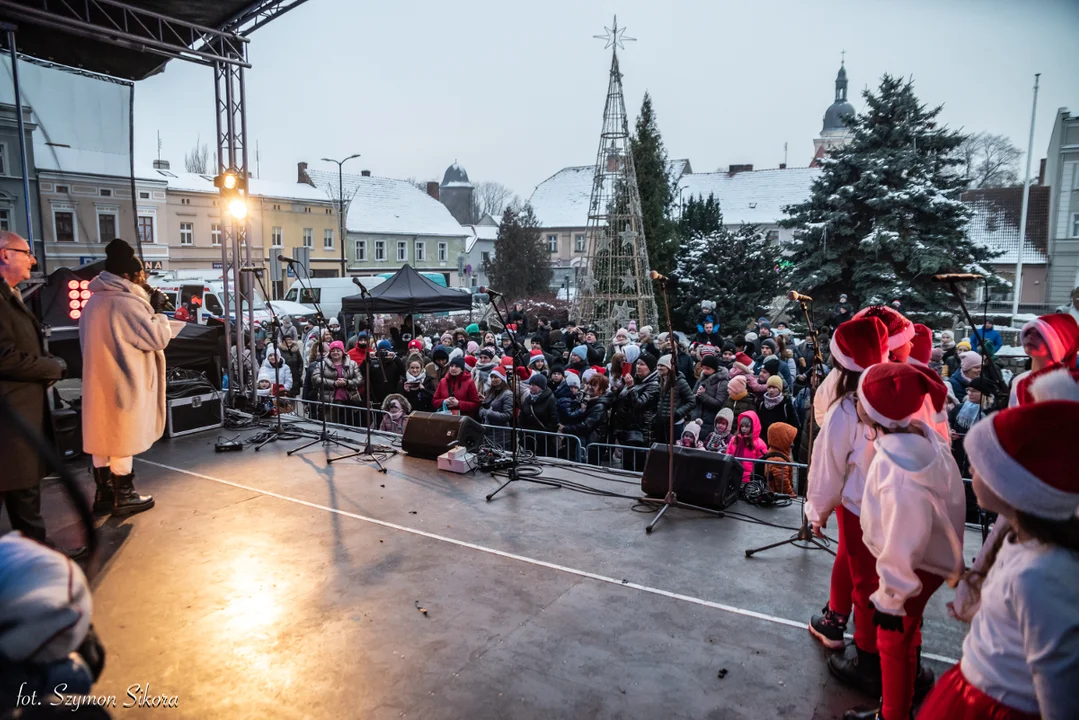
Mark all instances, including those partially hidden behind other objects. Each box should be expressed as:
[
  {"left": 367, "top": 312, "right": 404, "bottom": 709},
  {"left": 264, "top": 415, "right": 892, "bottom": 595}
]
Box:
[{"left": 228, "top": 197, "right": 248, "bottom": 220}]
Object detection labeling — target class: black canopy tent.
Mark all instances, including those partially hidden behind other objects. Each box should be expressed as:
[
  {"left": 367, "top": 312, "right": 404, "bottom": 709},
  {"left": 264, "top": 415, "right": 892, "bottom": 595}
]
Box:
[{"left": 341, "top": 264, "right": 472, "bottom": 315}]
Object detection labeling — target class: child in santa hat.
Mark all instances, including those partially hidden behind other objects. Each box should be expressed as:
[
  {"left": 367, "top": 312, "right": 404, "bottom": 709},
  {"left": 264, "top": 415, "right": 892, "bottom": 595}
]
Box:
[
  {"left": 806, "top": 317, "right": 891, "bottom": 658},
  {"left": 838, "top": 363, "right": 966, "bottom": 720},
  {"left": 920, "top": 399, "right": 1079, "bottom": 720},
  {"left": 1008, "top": 312, "right": 1079, "bottom": 407}
]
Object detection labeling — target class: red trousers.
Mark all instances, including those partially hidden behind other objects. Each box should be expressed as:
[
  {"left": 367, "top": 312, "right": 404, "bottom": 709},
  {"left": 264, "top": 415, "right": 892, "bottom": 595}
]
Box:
[
  {"left": 878, "top": 569, "right": 944, "bottom": 720},
  {"left": 918, "top": 664, "right": 1040, "bottom": 720},
  {"left": 834, "top": 505, "right": 883, "bottom": 652}
]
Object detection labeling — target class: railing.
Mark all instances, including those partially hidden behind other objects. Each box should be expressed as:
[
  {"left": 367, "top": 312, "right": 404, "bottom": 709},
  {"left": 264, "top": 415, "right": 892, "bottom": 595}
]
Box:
[
  {"left": 478, "top": 424, "right": 584, "bottom": 462},
  {"left": 279, "top": 396, "right": 401, "bottom": 436}
]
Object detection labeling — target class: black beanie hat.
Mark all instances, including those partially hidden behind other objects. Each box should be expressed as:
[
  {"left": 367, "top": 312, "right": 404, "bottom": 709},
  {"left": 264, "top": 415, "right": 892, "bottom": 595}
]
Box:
[
  {"left": 448, "top": 356, "right": 466, "bottom": 370},
  {"left": 721, "top": 340, "right": 736, "bottom": 353},
  {"left": 105, "top": 238, "right": 143, "bottom": 277},
  {"left": 432, "top": 347, "right": 449, "bottom": 362},
  {"left": 701, "top": 355, "right": 719, "bottom": 371},
  {"left": 763, "top": 356, "right": 781, "bottom": 375},
  {"left": 640, "top": 353, "right": 658, "bottom": 372},
  {"left": 528, "top": 373, "right": 547, "bottom": 389}
]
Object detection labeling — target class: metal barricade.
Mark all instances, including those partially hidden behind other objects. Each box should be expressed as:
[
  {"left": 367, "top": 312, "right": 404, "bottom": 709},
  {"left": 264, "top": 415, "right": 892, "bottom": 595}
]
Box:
[
  {"left": 478, "top": 424, "right": 583, "bottom": 462},
  {"left": 286, "top": 397, "right": 401, "bottom": 436}
]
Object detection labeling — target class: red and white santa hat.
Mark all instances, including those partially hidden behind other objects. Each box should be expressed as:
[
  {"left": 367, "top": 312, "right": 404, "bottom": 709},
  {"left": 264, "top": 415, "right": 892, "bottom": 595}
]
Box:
[
  {"left": 829, "top": 316, "right": 889, "bottom": 372},
  {"left": 907, "top": 324, "right": 933, "bottom": 366},
  {"left": 734, "top": 351, "right": 753, "bottom": 368},
  {"left": 489, "top": 367, "right": 506, "bottom": 383},
  {"left": 464, "top": 355, "right": 477, "bottom": 369},
  {"left": 857, "top": 362, "right": 948, "bottom": 429},
  {"left": 852, "top": 305, "right": 915, "bottom": 350},
  {"left": 1021, "top": 313, "right": 1079, "bottom": 366},
  {"left": 965, "top": 400, "right": 1079, "bottom": 520},
  {"left": 1030, "top": 366, "right": 1079, "bottom": 403}
]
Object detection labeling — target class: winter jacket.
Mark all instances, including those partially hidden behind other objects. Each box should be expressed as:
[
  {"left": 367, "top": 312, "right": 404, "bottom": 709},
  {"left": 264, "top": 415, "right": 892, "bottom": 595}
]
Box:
[
  {"left": 0, "top": 279, "right": 67, "bottom": 491},
  {"left": 613, "top": 371, "right": 660, "bottom": 445},
  {"left": 762, "top": 422, "right": 798, "bottom": 495},
  {"left": 363, "top": 353, "right": 403, "bottom": 405},
  {"left": 696, "top": 330, "right": 722, "bottom": 346},
  {"left": 655, "top": 372, "right": 696, "bottom": 428},
  {"left": 378, "top": 393, "right": 412, "bottom": 434},
  {"left": 803, "top": 393, "right": 875, "bottom": 525},
  {"left": 80, "top": 272, "right": 173, "bottom": 458},
  {"left": 949, "top": 369, "right": 972, "bottom": 403},
  {"left": 676, "top": 351, "right": 695, "bottom": 383},
  {"left": 560, "top": 393, "right": 611, "bottom": 446},
  {"left": 692, "top": 368, "right": 730, "bottom": 429},
  {"left": 313, "top": 357, "right": 362, "bottom": 403},
  {"left": 755, "top": 393, "right": 797, "bottom": 440},
  {"left": 479, "top": 386, "right": 514, "bottom": 426},
  {"left": 584, "top": 341, "right": 605, "bottom": 366},
  {"left": 859, "top": 426, "right": 966, "bottom": 615},
  {"left": 521, "top": 387, "right": 558, "bottom": 432},
  {"left": 400, "top": 372, "right": 436, "bottom": 412},
  {"left": 968, "top": 327, "right": 1003, "bottom": 353},
  {"left": 726, "top": 410, "right": 769, "bottom": 483},
  {"left": 432, "top": 371, "right": 482, "bottom": 417},
  {"left": 257, "top": 355, "right": 293, "bottom": 393},
  {"left": 472, "top": 360, "right": 499, "bottom": 397},
  {"left": 277, "top": 342, "right": 305, "bottom": 395},
  {"left": 722, "top": 393, "right": 756, "bottom": 419}
]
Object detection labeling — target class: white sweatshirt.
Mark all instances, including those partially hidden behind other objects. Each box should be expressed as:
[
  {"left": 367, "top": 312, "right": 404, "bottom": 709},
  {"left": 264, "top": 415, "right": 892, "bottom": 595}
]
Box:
[
  {"left": 812, "top": 368, "right": 841, "bottom": 426},
  {"left": 859, "top": 424, "right": 966, "bottom": 615},
  {"left": 805, "top": 394, "right": 873, "bottom": 522},
  {"left": 961, "top": 538, "right": 1079, "bottom": 719}
]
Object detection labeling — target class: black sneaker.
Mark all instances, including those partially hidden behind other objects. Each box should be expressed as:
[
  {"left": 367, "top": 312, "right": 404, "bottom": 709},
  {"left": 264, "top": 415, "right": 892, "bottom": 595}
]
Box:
[
  {"left": 828, "top": 643, "right": 882, "bottom": 696},
  {"left": 809, "top": 604, "right": 849, "bottom": 649}
]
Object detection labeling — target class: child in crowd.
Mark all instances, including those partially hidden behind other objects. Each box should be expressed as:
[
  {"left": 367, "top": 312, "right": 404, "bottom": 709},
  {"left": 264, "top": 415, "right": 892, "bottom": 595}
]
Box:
[
  {"left": 702, "top": 408, "right": 734, "bottom": 452},
  {"left": 756, "top": 374, "right": 796, "bottom": 439},
  {"left": 723, "top": 375, "right": 756, "bottom": 417},
  {"left": 1009, "top": 312, "right": 1079, "bottom": 407},
  {"left": 726, "top": 410, "right": 767, "bottom": 484},
  {"left": 919, "top": 399, "right": 1079, "bottom": 720},
  {"left": 378, "top": 394, "right": 411, "bottom": 434},
  {"left": 762, "top": 422, "right": 797, "bottom": 495},
  {"left": 841, "top": 363, "right": 965, "bottom": 720},
  {"left": 679, "top": 419, "right": 704, "bottom": 448}
]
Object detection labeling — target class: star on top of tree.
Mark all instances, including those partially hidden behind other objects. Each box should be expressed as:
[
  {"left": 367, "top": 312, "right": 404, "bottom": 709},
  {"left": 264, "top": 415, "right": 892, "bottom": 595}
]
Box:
[{"left": 594, "top": 15, "right": 635, "bottom": 51}]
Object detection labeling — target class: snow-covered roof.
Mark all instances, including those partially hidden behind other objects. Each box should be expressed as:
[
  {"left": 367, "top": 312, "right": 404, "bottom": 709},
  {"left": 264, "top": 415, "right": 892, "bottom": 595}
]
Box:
[
  {"left": 669, "top": 158, "right": 692, "bottom": 179},
  {"left": 528, "top": 165, "right": 594, "bottom": 228},
  {"left": 307, "top": 169, "right": 468, "bottom": 238},
  {"left": 678, "top": 167, "right": 822, "bottom": 226},
  {"left": 464, "top": 224, "right": 498, "bottom": 253},
  {"left": 961, "top": 187, "right": 1049, "bottom": 266},
  {"left": 147, "top": 170, "right": 333, "bottom": 202}
]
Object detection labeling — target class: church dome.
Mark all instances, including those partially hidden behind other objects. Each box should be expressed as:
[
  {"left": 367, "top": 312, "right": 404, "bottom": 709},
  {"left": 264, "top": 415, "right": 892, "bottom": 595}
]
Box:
[
  {"left": 441, "top": 162, "right": 472, "bottom": 187},
  {"left": 823, "top": 100, "right": 855, "bottom": 132}
]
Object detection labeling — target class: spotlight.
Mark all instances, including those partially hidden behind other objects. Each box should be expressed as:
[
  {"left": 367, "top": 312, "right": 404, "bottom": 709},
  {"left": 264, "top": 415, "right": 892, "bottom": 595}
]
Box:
[{"left": 228, "top": 197, "right": 248, "bottom": 220}]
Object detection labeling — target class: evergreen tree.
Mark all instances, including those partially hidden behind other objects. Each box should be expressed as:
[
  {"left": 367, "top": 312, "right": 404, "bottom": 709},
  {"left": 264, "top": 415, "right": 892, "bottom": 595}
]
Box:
[
  {"left": 631, "top": 92, "right": 678, "bottom": 276},
  {"left": 781, "top": 74, "right": 991, "bottom": 316},
  {"left": 483, "top": 204, "right": 553, "bottom": 300},
  {"left": 672, "top": 194, "right": 781, "bottom": 330}
]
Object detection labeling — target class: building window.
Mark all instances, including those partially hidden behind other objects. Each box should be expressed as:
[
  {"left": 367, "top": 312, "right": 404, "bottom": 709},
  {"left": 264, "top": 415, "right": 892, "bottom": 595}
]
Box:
[
  {"left": 481, "top": 251, "right": 490, "bottom": 267},
  {"left": 438, "top": 242, "right": 447, "bottom": 262},
  {"left": 55, "top": 184, "right": 69, "bottom": 194},
  {"left": 0, "top": 209, "right": 10, "bottom": 231},
  {"left": 397, "top": 240, "right": 407, "bottom": 262},
  {"left": 414, "top": 240, "right": 425, "bottom": 262},
  {"left": 374, "top": 240, "right": 386, "bottom": 261},
  {"left": 271, "top": 226, "right": 283, "bottom": 246},
  {"left": 574, "top": 234, "right": 586, "bottom": 252},
  {"left": 96, "top": 210, "right": 118, "bottom": 242},
  {"left": 355, "top": 239, "right": 367, "bottom": 262},
  {"left": 765, "top": 229, "right": 780, "bottom": 244},
  {"left": 304, "top": 206, "right": 311, "bottom": 213},
  {"left": 54, "top": 208, "right": 76, "bottom": 242},
  {"left": 180, "top": 198, "right": 190, "bottom": 205},
  {"left": 99, "top": 188, "right": 112, "bottom": 197},
  {"left": 547, "top": 234, "right": 558, "bottom": 253},
  {"left": 139, "top": 191, "right": 150, "bottom": 200},
  {"left": 179, "top": 222, "right": 194, "bottom": 246},
  {"left": 211, "top": 224, "right": 222, "bottom": 246},
  {"left": 0, "top": 143, "right": 6, "bottom": 175},
  {"left": 137, "top": 215, "right": 155, "bottom": 244},
  {"left": 324, "top": 228, "right": 334, "bottom": 249},
  {"left": 272, "top": 204, "right": 281, "bottom": 211},
  {"left": 325, "top": 208, "right": 332, "bottom": 215},
  {"left": 1073, "top": 213, "right": 1079, "bottom": 238},
  {"left": 303, "top": 228, "right": 313, "bottom": 248}
]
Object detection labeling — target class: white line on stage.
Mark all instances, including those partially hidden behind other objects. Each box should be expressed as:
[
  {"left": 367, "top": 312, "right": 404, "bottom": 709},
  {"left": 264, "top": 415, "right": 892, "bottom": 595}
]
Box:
[{"left": 137, "top": 458, "right": 960, "bottom": 665}]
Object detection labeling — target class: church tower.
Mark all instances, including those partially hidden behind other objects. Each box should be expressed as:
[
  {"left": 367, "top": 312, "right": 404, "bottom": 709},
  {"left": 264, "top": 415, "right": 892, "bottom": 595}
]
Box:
[{"left": 811, "top": 59, "right": 855, "bottom": 166}]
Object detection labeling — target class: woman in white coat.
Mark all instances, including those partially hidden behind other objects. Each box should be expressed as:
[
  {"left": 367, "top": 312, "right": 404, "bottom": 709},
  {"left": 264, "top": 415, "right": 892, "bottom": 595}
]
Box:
[{"left": 80, "top": 239, "right": 172, "bottom": 516}]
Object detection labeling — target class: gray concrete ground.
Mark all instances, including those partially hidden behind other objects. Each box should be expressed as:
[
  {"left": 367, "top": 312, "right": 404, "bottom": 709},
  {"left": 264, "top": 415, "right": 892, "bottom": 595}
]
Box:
[{"left": 19, "top": 425, "right": 983, "bottom": 719}]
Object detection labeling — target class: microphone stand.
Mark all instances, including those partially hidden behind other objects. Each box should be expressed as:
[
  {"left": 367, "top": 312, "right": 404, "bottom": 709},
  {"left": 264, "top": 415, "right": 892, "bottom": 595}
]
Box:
[
  {"left": 745, "top": 296, "right": 835, "bottom": 557},
  {"left": 640, "top": 277, "right": 725, "bottom": 533},
  {"left": 284, "top": 261, "right": 360, "bottom": 456},
  {"left": 486, "top": 293, "right": 561, "bottom": 501},
  {"left": 328, "top": 281, "right": 396, "bottom": 470},
  {"left": 247, "top": 268, "right": 312, "bottom": 450}
]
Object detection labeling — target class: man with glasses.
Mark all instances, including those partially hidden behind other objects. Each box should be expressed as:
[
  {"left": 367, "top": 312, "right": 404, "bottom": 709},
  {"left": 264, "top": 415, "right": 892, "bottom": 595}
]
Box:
[{"left": 0, "top": 231, "right": 74, "bottom": 552}]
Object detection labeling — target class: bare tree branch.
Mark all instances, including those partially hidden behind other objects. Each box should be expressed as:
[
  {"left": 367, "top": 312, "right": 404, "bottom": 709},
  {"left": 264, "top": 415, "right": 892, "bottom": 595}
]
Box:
[
  {"left": 475, "top": 181, "right": 517, "bottom": 218},
  {"left": 959, "top": 132, "right": 1022, "bottom": 188},
  {"left": 184, "top": 135, "right": 211, "bottom": 174}
]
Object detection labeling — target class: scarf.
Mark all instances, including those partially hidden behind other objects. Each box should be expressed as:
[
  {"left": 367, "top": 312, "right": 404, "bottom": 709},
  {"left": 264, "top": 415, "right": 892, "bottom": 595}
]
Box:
[
  {"left": 762, "top": 391, "right": 785, "bottom": 410},
  {"left": 388, "top": 405, "right": 405, "bottom": 420},
  {"left": 954, "top": 399, "right": 983, "bottom": 431},
  {"left": 729, "top": 388, "right": 748, "bottom": 402},
  {"left": 405, "top": 369, "right": 426, "bottom": 384},
  {"left": 704, "top": 430, "right": 730, "bottom": 452}
]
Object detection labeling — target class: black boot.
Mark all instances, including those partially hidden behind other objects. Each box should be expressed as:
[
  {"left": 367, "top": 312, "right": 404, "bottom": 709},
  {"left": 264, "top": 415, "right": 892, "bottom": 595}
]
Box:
[
  {"left": 842, "top": 707, "right": 882, "bottom": 720},
  {"left": 91, "top": 466, "right": 114, "bottom": 513},
  {"left": 810, "top": 603, "right": 849, "bottom": 649},
  {"left": 914, "top": 646, "right": 935, "bottom": 700},
  {"left": 111, "top": 472, "right": 154, "bottom": 517},
  {"left": 829, "top": 643, "right": 882, "bottom": 696}
]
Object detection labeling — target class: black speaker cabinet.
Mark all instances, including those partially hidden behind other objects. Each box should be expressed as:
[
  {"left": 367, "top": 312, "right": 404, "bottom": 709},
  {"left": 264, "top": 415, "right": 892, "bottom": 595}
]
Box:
[
  {"left": 401, "top": 411, "right": 484, "bottom": 459},
  {"left": 51, "top": 407, "right": 83, "bottom": 460},
  {"left": 641, "top": 442, "right": 741, "bottom": 510}
]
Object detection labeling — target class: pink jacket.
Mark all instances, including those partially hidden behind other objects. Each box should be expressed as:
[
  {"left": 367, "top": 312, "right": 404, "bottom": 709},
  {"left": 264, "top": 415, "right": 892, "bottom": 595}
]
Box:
[
  {"left": 726, "top": 410, "right": 769, "bottom": 483},
  {"left": 731, "top": 361, "right": 768, "bottom": 395}
]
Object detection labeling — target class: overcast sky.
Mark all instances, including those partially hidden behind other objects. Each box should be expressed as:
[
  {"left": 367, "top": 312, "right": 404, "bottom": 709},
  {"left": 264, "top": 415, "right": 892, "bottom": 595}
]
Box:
[{"left": 133, "top": 0, "right": 1078, "bottom": 200}]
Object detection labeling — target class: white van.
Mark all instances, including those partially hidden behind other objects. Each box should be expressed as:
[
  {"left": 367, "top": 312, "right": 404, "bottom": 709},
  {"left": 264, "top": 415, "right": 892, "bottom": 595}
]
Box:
[
  {"left": 283, "top": 276, "right": 385, "bottom": 319},
  {"left": 148, "top": 277, "right": 314, "bottom": 326}
]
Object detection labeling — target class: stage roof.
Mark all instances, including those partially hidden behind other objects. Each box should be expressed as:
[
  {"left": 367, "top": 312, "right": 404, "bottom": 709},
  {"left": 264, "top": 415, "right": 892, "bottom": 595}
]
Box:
[{"left": 2, "top": 0, "right": 305, "bottom": 80}]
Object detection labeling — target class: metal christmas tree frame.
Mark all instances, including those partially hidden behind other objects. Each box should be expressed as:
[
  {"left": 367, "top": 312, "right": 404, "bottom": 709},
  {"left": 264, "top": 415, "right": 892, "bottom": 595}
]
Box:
[{"left": 574, "top": 16, "right": 658, "bottom": 336}]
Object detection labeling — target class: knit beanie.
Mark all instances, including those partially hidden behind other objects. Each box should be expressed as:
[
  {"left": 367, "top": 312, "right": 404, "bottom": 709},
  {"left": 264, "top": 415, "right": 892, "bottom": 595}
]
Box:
[
  {"left": 104, "top": 238, "right": 143, "bottom": 277},
  {"left": 960, "top": 351, "right": 981, "bottom": 372},
  {"left": 682, "top": 419, "right": 703, "bottom": 442},
  {"left": 763, "top": 356, "right": 781, "bottom": 375},
  {"left": 965, "top": 400, "right": 1079, "bottom": 521},
  {"left": 328, "top": 340, "right": 345, "bottom": 353},
  {"left": 701, "top": 355, "right": 719, "bottom": 371},
  {"left": 564, "top": 372, "right": 581, "bottom": 388},
  {"left": 478, "top": 346, "right": 495, "bottom": 359},
  {"left": 760, "top": 338, "right": 778, "bottom": 354},
  {"left": 408, "top": 338, "right": 424, "bottom": 351},
  {"left": 448, "top": 356, "right": 466, "bottom": 370},
  {"left": 721, "top": 341, "right": 736, "bottom": 354},
  {"left": 377, "top": 339, "right": 393, "bottom": 351},
  {"left": 727, "top": 375, "right": 748, "bottom": 396},
  {"left": 639, "top": 353, "right": 658, "bottom": 372},
  {"left": 582, "top": 367, "right": 595, "bottom": 383},
  {"left": 698, "top": 344, "right": 718, "bottom": 357},
  {"left": 571, "top": 345, "right": 589, "bottom": 362},
  {"left": 766, "top": 375, "right": 784, "bottom": 390},
  {"left": 432, "top": 346, "right": 449, "bottom": 362},
  {"left": 744, "top": 331, "right": 758, "bottom": 343},
  {"left": 657, "top": 354, "right": 673, "bottom": 369},
  {"left": 956, "top": 340, "right": 972, "bottom": 352},
  {"left": 930, "top": 347, "right": 944, "bottom": 362},
  {"left": 449, "top": 347, "right": 464, "bottom": 363},
  {"left": 467, "top": 340, "right": 479, "bottom": 354},
  {"left": 715, "top": 407, "right": 735, "bottom": 430},
  {"left": 528, "top": 373, "right": 548, "bottom": 390}
]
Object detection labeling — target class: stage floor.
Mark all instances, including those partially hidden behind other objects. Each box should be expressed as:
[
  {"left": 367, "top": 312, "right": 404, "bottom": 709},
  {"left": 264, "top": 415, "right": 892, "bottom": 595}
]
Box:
[{"left": 25, "top": 424, "right": 981, "bottom": 719}]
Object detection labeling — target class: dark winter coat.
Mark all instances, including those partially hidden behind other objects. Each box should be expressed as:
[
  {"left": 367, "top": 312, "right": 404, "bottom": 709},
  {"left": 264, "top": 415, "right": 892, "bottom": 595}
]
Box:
[
  {"left": 723, "top": 393, "right": 757, "bottom": 419},
  {"left": 676, "top": 351, "right": 695, "bottom": 382},
  {"left": 560, "top": 392, "right": 611, "bottom": 446},
  {"left": 521, "top": 387, "right": 558, "bottom": 432},
  {"left": 655, "top": 372, "right": 696, "bottom": 429},
  {"left": 364, "top": 352, "right": 404, "bottom": 405},
  {"left": 400, "top": 374, "right": 436, "bottom": 412},
  {"left": 755, "top": 393, "right": 798, "bottom": 440},
  {"left": 479, "top": 385, "right": 514, "bottom": 426},
  {"left": 508, "top": 309, "right": 529, "bottom": 336},
  {"left": 277, "top": 342, "right": 304, "bottom": 397},
  {"left": 695, "top": 330, "right": 722, "bottom": 347},
  {"left": 692, "top": 368, "right": 730, "bottom": 430},
  {"left": 584, "top": 342, "right": 605, "bottom": 366},
  {"left": 0, "top": 279, "right": 66, "bottom": 491},
  {"left": 613, "top": 371, "right": 660, "bottom": 446}
]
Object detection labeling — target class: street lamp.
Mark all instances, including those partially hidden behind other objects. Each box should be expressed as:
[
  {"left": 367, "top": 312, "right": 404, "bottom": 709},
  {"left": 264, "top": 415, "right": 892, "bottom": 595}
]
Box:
[{"left": 322, "top": 153, "right": 361, "bottom": 277}]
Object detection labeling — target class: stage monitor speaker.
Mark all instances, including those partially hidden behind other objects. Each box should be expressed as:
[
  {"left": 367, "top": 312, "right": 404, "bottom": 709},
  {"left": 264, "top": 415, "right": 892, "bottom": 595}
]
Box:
[
  {"left": 641, "top": 442, "right": 741, "bottom": 510},
  {"left": 50, "top": 406, "right": 82, "bottom": 460},
  {"left": 401, "top": 411, "right": 484, "bottom": 460}
]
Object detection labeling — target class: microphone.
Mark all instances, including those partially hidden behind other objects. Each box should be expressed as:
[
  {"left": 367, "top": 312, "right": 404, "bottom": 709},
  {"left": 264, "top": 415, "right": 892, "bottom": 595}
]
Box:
[
  {"left": 277, "top": 254, "right": 298, "bottom": 264},
  {"left": 649, "top": 270, "right": 666, "bottom": 282},
  {"left": 478, "top": 286, "right": 502, "bottom": 297},
  {"left": 932, "top": 273, "right": 985, "bottom": 282},
  {"left": 787, "top": 290, "right": 814, "bottom": 302},
  {"left": 351, "top": 275, "right": 369, "bottom": 297}
]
